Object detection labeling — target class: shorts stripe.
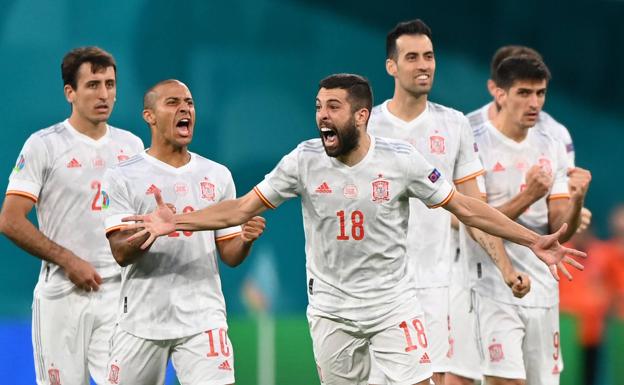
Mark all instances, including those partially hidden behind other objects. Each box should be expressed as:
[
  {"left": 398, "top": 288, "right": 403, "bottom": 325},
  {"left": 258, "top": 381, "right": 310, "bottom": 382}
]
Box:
[{"left": 33, "top": 297, "right": 45, "bottom": 381}]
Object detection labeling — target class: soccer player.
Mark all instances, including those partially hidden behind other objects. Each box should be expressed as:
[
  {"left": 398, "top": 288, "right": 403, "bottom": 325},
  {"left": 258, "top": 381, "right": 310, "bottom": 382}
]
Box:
[
  {"left": 468, "top": 56, "right": 591, "bottom": 384},
  {"left": 0, "top": 47, "right": 144, "bottom": 385},
  {"left": 123, "top": 73, "right": 584, "bottom": 385},
  {"left": 102, "top": 79, "right": 265, "bottom": 385},
  {"left": 366, "top": 20, "right": 529, "bottom": 385}
]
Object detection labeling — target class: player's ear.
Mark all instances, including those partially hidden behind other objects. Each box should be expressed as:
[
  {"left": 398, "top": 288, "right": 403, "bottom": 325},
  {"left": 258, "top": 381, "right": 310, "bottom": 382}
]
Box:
[
  {"left": 386, "top": 58, "right": 397, "bottom": 77},
  {"left": 487, "top": 79, "right": 497, "bottom": 98},
  {"left": 64, "top": 84, "right": 75, "bottom": 104},
  {"left": 143, "top": 109, "right": 156, "bottom": 125},
  {"left": 355, "top": 107, "right": 369, "bottom": 127},
  {"left": 493, "top": 87, "right": 506, "bottom": 108}
]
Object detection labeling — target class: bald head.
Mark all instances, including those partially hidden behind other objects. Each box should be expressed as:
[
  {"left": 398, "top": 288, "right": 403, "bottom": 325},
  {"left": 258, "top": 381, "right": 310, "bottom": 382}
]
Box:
[{"left": 143, "top": 79, "right": 186, "bottom": 110}]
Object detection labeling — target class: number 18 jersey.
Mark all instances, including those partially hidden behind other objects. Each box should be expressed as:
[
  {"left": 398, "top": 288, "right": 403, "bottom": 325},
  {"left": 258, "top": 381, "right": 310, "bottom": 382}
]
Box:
[{"left": 253, "top": 136, "right": 455, "bottom": 322}]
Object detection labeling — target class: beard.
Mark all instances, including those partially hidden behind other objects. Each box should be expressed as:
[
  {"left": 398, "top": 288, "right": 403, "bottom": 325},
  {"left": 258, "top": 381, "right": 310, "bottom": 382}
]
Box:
[{"left": 320, "top": 117, "right": 360, "bottom": 158}]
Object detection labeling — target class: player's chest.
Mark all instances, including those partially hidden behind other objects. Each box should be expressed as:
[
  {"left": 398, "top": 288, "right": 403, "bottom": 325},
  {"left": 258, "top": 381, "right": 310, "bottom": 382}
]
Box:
[
  {"left": 134, "top": 173, "right": 225, "bottom": 214},
  {"left": 482, "top": 148, "right": 555, "bottom": 197},
  {"left": 390, "top": 125, "right": 458, "bottom": 171},
  {"left": 303, "top": 168, "right": 406, "bottom": 218}
]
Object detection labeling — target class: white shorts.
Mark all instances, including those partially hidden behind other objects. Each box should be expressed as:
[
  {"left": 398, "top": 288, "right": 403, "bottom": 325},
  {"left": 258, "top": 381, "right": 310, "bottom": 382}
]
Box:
[
  {"left": 106, "top": 326, "right": 235, "bottom": 385},
  {"left": 309, "top": 305, "right": 432, "bottom": 385},
  {"left": 447, "top": 284, "right": 481, "bottom": 380},
  {"left": 32, "top": 277, "right": 119, "bottom": 385},
  {"left": 416, "top": 286, "right": 450, "bottom": 374},
  {"left": 475, "top": 293, "right": 563, "bottom": 384}
]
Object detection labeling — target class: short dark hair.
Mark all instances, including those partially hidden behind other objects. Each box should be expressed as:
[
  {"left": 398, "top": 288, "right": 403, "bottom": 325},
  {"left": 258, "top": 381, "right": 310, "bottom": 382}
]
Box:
[
  {"left": 386, "top": 19, "right": 432, "bottom": 60},
  {"left": 61, "top": 46, "right": 116, "bottom": 90},
  {"left": 490, "top": 45, "right": 543, "bottom": 80},
  {"left": 143, "top": 79, "right": 183, "bottom": 109},
  {"left": 493, "top": 56, "right": 551, "bottom": 90},
  {"left": 318, "top": 73, "right": 373, "bottom": 113}
]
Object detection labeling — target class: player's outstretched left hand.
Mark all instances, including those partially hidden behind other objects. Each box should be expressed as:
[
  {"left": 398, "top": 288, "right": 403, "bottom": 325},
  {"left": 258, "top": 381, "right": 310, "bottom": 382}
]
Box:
[
  {"left": 123, "top": 190, "right": 176, "bottom": 249},
  {"left": 241, "top": 216, "right": 266, "bottom": 243},
  {"left": 530, "top": 223, "right": 586, "bottom": 281}
]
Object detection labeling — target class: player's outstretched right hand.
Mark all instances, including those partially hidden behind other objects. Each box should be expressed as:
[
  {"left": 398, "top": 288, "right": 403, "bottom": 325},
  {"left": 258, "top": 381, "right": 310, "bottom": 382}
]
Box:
[
  {"left": 64, "top": 254, "right": 103, "bottom": 292},
  {"left": 123, "top": 190, "right": 176, "bottom": 249}
]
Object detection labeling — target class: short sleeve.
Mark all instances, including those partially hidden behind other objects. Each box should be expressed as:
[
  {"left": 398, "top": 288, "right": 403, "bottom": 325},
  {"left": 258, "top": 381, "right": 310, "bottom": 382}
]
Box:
[
  {"left": 254, "top": 147, "right": 301, "bottom": 209},
  {"left": 215, "top": 168, "right": 243, "bottom": 241},
  {"left": 6, "top": 134, "right": 49, "bottom": 202},
  {"left": 102, "top": 168, "right": 135, "bottom": 234},
  {"left": 548, "top": 141, "right": 570, "bottom": 201},
  {"left": 405, "top": 149, "right": 455, "bottom": 208},
  {"left": 453, "top": 116, "right": 485, "bottom": 184}
]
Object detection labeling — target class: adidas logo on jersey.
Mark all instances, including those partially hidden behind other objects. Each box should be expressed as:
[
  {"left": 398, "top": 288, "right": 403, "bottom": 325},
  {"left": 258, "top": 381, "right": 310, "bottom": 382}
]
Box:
[
  {"left": 66, "top": 158, "right": 82, "bottom": 168},
  {"left": 419, "top": 352, "right": 431, "bottom": 364},
  {"left": 218, "top": 360, "right": 232, "bottom": 371},
  {"left": 315, "top": 182, "right": 332, "bottom": 194},
  {"left": 492, "top": 162, "right": 505, "bottom": 172},
  {"left": 552, "top": 364, "right": 560, "bottom": 374},
  {"left": 145, "top": 184, "right": 161, "bottom": 195}
]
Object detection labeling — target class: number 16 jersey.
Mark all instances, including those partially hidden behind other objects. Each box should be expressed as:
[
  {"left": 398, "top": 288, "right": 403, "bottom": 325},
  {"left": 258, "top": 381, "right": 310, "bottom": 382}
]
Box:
[{"left": 253, "top": 136, "right": 454, "bottom": 323}]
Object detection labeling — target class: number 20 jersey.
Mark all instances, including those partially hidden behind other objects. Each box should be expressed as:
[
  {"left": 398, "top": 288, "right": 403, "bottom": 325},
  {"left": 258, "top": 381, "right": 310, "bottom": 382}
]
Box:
[
  {"left": 6, "top": 120, "right": 144, "bottom": 298},
  {"left": 253, "top": 136, "right": 455, "bottom": 322}
]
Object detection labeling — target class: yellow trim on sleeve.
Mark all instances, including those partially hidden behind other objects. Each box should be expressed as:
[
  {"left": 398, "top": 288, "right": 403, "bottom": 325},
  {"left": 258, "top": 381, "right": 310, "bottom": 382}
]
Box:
[
  {"left": 453, "top": 169, "right": 485, "bottom": 185},
  {"left": 429, "top": 187, "right": 456, "bottom": 209},
  {"left": 6, "top": 190, "right": 37, "bottom": 203},
  {"left": 216, "top": 231, "right": 242, "bottom": 242},
  {"left": 253, "top": 186, "right": 276, "bottom": 209},
  {"left": 105, "top": 225, "right": 127, "bottom": 236},
  {"left": 548, "top": 194, "right": 570, "bottom": 201}
]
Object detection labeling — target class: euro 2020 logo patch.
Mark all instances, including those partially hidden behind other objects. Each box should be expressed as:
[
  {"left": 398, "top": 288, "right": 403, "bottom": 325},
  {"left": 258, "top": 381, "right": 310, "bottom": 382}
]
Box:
[{"left": 13, "top": 154, "right": 25, "bottom": 172}]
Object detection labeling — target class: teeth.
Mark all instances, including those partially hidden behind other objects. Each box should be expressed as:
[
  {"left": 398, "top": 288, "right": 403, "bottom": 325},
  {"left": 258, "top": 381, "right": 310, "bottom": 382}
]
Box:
[
  {"left": 416, "top": 74, "right": 429, "bottom": 80},
  {"left": 321, "top": 128, "right": 332, "bottom": 133}
]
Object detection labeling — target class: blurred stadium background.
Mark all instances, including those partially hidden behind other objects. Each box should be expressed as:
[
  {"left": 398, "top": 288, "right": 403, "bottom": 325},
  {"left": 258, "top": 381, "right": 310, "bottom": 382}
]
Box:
[{"left": 1, "top": 0, "right": 623, "bottom": 384}]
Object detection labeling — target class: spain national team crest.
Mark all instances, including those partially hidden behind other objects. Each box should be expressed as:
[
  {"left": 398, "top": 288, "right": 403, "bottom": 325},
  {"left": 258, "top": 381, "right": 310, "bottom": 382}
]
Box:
[
  {"left": 200, "top": 178, "right": 216, "bottom": 201},
  {"left": 538, "top": 156, "right": 552, "bottom": 175},
  {"left": 429, "top": 135, "right": 446, "bottom": 154},
  {"left": 371, "top": 175, "right": 390, "bottom": 203},
  {"left": 117, "top": 149, "right": 129, "bottom": 162},
  {"left": 108, "top": 363, "right": 120, "bottom": 384},
  {"left": 48, "top": 367, "right": 61, "bottom": 385},
  {"left": 488, "top": 342, "right": 504, "bottom": 362}
]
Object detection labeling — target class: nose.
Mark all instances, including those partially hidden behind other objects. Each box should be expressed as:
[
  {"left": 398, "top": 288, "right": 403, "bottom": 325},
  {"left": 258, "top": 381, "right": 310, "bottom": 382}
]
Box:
[
  {"left": 316, "top": 106, "right": 329, "bottom": 121},
  {"left": 97, "top": 85, "right": 109, "bottom": 100}
]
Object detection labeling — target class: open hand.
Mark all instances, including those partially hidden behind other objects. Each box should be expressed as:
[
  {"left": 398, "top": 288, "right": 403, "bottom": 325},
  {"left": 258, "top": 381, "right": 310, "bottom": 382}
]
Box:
[
  {"left": 530, "top": 223, "right": 586, "bottom": 280},
  {"left": 122, "top": 190, "right": 176, "bottom": 249}
]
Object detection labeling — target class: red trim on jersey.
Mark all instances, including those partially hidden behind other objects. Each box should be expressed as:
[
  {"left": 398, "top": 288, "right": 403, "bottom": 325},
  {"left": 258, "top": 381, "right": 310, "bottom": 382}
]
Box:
[
  {"left": 548, "top": 194, "right": 570, "bottom": 201},
  {"left": 105, "top": 225, "right": 127, "bottom": 236},
  {"left": 6, "top": 190, "right": 38, "bottom": 203},
  {"left": 430, "top": 187, "right": 456, "bottom": 209},
  {"left": 454, "top": 169, "right": 485, "bottom": 185},
  {"left": 215, "top": 231, "right": 241, "bottom": 242},
  {"left": 253, "top": 186, "right": 276, "bottom": 209}
]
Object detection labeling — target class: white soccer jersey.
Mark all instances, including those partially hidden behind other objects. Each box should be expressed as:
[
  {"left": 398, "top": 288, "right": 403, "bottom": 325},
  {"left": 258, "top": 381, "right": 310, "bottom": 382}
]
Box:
[
  {"left": 368, "top": 101, "right": 483, "bottom": 288},
  {"left": 103, "top": 151, "right": 241, "bottom": 340},
  {"left": 467, "top": 103, "right": 575, "bottom": 167},
  {"left": 254, "top": 135, "right": 455, "bottom": 322},
  {"left": 467, "top": 121, "right": 570, "bottom": 307},
  {"left": 6, "top": 120, "right": 143, "bottom": 298}
]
